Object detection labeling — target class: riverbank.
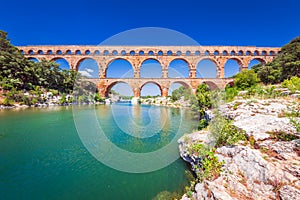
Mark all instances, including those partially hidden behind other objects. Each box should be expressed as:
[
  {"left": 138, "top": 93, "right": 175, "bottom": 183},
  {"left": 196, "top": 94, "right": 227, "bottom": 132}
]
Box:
[{"left": 178, "top": 98, "right": 300, "bottom": 199}]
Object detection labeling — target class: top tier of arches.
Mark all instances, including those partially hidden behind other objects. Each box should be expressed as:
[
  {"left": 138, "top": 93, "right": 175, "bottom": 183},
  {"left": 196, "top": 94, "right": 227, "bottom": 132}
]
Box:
[{"left": 18, "top": 45, "right": 281, "bottom": 57}]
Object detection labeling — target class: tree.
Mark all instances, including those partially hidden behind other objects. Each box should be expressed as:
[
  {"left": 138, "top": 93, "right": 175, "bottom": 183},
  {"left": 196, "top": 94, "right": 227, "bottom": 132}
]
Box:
[{"left": 234, "top": 69, "right": 260, "bottom": 90}]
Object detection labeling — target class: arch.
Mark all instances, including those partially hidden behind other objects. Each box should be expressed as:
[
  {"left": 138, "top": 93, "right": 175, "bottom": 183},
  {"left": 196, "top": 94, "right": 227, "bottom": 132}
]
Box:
[
  {"left": 238, "top": 50, "right": 243, "bottom": 56},
  {"left": 28, "top": 50, "right": 34, "bottom": 55},
  {"left": 76, "top": 58, "right": 99, "bottom": 78},
  {"left": 20, "top": 50, "right": 24, "bottom": 55},
  {"left": 94, "top": 50, "right": 100, "bottom": 55},
  {"left": 224, "top": 58, "right": 243, "bottom": 78},
  {"left": 112, "top": 50, "right": 118, "bottom": 55},
  {"left": 85, "top": 50, "right": 91, "bottom": 55},
  {"left": 148, "top": 51, "right": 154, "bottom": 55},
  {"left": 246, "top": 51, "right": 251, "bottom": 56},
  {"left": 168, "top": 59, "right": 190, "bottom": 78},
  {"left": 157, "top": 50, "right": 163, "bottom": 56},
  {"left": 105, "top": 81, "right": 134, "bottom": 98},
  {"left": 176, "top": 51, "right": 182, "bottom": 56},
  {"left": 168, "top": 81, "right": 191, "bottom": 96},
  {"left": 185, "top": 51, "right": 191, "bottom": 56},
  {"left": 56, "top": 50, "right": 62, "bottom": 55},
  {"left": 121, "top": 50, "right": 126, "bottom": 55},
  {"left": 129, "top": 50, "right": 135, "bottom": 56},
  {"left": 139, "top": 50, "right": 144, "bottom": 56},
  {"left": 269, "top": 51, "right": 275, "bottom": 56},
  {"left": 140, "top": 59, "right": 162, "bottom": 78},
  {"left": 222, "top": 51, "right": 228, "bottom": 56},
  {"left": 196, "top": 58, "right": 218, "bottom": 78},
  {"left": 66, "top": 50, "right": 72, "bottom": 55},
  {"left": 194, "top": 51, "right": 200, "bottom": 55},
  {"left": 254, "top": 50, "right": 259, "bottom": 56},
  {"left": 51, "top": 57, "right": 70, "bottom": 70},
  {"left": 225, "top": 81, "right": 235, "bottom": 88},
  {"left": 75, "top": 50, "right": 81, "bottom": 55},
  {"left": 214, "top": 51, "right": 219, "bottom": 56},
  {"left": 201, "top": 81, "right": 219, "bottom": 90},
  {"left": 204, "top": 50, "right": 210, "bottom": 56},
  {"left": 167, "top": 50, "right": 173, "bottom": 55},
  {"left": 230, "top": 51, "right": 236, "bottom": 56},
  {"left": 47, "top": 50, "right": 53, "bottom": 55},
  {"left": 104, "top": 50, "right": 109, "bottom": 55},
  {"left": 37, "top": 50, "right": 44, "bottom": 55},
  {"left": 28, "top": 57, "right": 39, "bottom": 62},
  {"left": 106, "top": 58, "right": 134, "bottom": 78},
  {"left": 261, "top": 50, "right": 267, "bottom": 56},
  {"left": 248, "top": 58, "right": 266, "bottom": 69},
  {"left": 140, "top": 81, "right": 162, "bottom": 97}
]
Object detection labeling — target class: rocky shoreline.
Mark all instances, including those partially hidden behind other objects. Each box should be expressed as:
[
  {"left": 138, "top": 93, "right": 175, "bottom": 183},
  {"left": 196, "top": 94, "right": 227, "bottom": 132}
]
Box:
[{"left": 179, "top": 98, "right": 300, "bottom": 200}]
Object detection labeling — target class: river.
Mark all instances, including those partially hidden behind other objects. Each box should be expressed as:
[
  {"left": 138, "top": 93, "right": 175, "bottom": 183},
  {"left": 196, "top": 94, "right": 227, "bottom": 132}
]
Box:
[{"left": 0, "top": 103, "right": 198, "bottom": 200}]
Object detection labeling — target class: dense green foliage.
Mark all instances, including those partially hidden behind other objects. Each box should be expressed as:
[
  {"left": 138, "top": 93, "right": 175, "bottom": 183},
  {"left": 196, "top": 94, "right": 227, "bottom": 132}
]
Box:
[
  {"left": 170, "top": 86, "right": 192, "bottom": 101},
  {"left": 234, "top": 69, "right": 260, "bottom": 90},
  {"left": 253, "top": 36, "right": 300, "bottom": 84},
  {"left": 188, "top": 143, "right": 223, "bottom": 182},
  {"left": 281, "top": 76, "right": 300, "bottom": 93},
  {"left": 0, "top": 30, "right": 79, "bottom": 93},
  {"left": 209, "top": 111, "right": 246, "bottom": 147}
]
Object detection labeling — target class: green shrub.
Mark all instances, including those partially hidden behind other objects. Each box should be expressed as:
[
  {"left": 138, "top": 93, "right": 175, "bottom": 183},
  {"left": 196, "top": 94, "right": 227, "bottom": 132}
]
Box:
[
  {"left": 189, "top": 143, "right": 224, "bottom": 182},
  {"left": 209, "top": 111, "right": 246, "bottom": 147},
  {"left": 234, "top": 70, "right": 260, "bottom": 90},
  {"left": 281, "top": 76, "right": 300, "bottom": 93}
]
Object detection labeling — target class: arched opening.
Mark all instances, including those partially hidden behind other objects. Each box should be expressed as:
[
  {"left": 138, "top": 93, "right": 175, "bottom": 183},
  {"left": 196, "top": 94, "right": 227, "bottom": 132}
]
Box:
[
  {"left": 223, "top": 51, "right": 228, "bottom": 56},
  {"left": 77, "top": 58, "right": 99, "bottom": 78},
  {"left": 168, "top": 59, "right": 189, "bottom": 78},
  {"left": 106, "top": 58, "right": 134, "bottom": 78},
  {"left": 140, "top": 59, "right": 162, "bottom": 78},
  {"left": 105, "top": 81, "right": 134, "bottom": 98},
  {"left": 28, "top": 50, "right": 34, "bottom": 55},
  {"left": 269, "top": 51, "right": 275, "bottom": 56},
  {"left": 248, "top": 58, "right": 266, "bottom": 69},
  {"left": 246, "top": 51, "right": 251, "bottom": 56},
  {"left": 28, "top": 57, "right": 39, "bottom": 63},
  {"left": 112, "top": 50, "right": 118, "bottom": 56},
  {"left": 47, "top": 50, "right": 53, "bottom": 55},
  {"left": 230, "top": 51, "right": 236, "bottom": 56},
  {"left": 56, "top": 50, "right": 62, "bottom": 55},
  {"left": 52, "top": 58, "right": 70, "bottom": 70},
  {"left": 214, "top": 51, "right": 219, "bottom": 56},
  {"left": 204, "top": 50, "right": 210, "bottom": 56},
  {"left": 148, "top": 51, "right": 154, "bottom": 55},
  {"left": 37, "top": 50, "right": 44, "bottom": 55},
  {"left": 167, "top": 50, "right": 173, "bottom": 55},
  {"left": 104, "top": 50, "right": 109, "bottom": 55},
  {"left": 121, "top": 50, "right": 126, "bottom": 55},
  {"left": 94, "top": 50, "right": 100, "bottom": 55},
  {"left": 85, "top": 50, "right": 90, "bottom": 55},
  {"left": 254, "top": 50, "right": 259, "bottom": 56},
  {"left": 262, "top": 51, "right": 267, "bottom": 56},
  {"left": 168, "top": 81, "right": 191, "bottom": 97},
  {"left": 176, "top": 51, "right": 182, "bottom": 56},
  {"left": 224, "top": 58, "right": 242, "bottom": 78},
  {"left": 225, "top": 81, "right": 235, "bottom": 88},
  {"left": 130, "top": 50, "right": 135, "bottom": 56},
  {"left": 139, "top": 50, "right": 144, "bottom": 56},
  {"left": 66, "top": 50, "right": 72, "bottom": 55},
  {"left": 196, "top": 59, "right": 218, "bottom": 78},
  {"left": 20, "top": 50, "right": 24, "bottom": 55},
  {"left": 202, "top": 81, "right": 219, "bottom": 90},
  {"left": 158, "top": 51, "right": 163, "bottom": 56},
  {"left": 186, "top": 51, "right": 191, "bottom": 56},
  {"left": 238, "top": 51, "right": 243, "bottom": 56},
  {"left": 195, "top": 51, "right": 200, "bottom": 56},
  {"left": 140, "top": 82, "right": 162, "bottom": 97},
  {"left": 75, "top": 50, "right": 81, "bottom": 55}
]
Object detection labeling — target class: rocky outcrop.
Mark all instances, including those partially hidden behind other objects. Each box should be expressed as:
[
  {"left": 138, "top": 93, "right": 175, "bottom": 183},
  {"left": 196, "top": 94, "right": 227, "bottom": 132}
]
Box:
[{"left": 179, "top": 99, "right": 300, "bottom": 200}]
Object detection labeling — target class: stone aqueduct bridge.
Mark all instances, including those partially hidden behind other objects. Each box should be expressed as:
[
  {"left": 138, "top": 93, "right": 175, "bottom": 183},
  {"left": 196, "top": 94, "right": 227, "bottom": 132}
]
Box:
[{"left": 18, "top": 45, "right": 281, "bottom": 97}]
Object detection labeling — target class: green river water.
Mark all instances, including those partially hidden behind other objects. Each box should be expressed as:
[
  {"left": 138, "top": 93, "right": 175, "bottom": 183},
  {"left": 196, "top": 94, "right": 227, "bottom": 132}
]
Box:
[{"left": 0, "top": 104, "right": 198, "bottom": 200}]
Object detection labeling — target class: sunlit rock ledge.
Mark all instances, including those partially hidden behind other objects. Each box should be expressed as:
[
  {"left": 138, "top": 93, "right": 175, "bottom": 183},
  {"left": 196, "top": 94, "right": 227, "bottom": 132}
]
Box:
[{"left": 179, "top": 98, "right": 300, "bottom": 200}]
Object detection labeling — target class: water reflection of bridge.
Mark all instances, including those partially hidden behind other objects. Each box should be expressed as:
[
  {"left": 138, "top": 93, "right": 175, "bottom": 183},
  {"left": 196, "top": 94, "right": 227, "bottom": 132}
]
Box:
[{"left": 18, "top": 45, "right": 280, "bottom": 97}]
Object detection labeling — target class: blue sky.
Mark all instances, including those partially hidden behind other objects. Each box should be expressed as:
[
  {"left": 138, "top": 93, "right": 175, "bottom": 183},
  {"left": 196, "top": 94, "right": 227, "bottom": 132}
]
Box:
[{"left": 2, "top": 0, "right": 300, "bottom": 96}]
